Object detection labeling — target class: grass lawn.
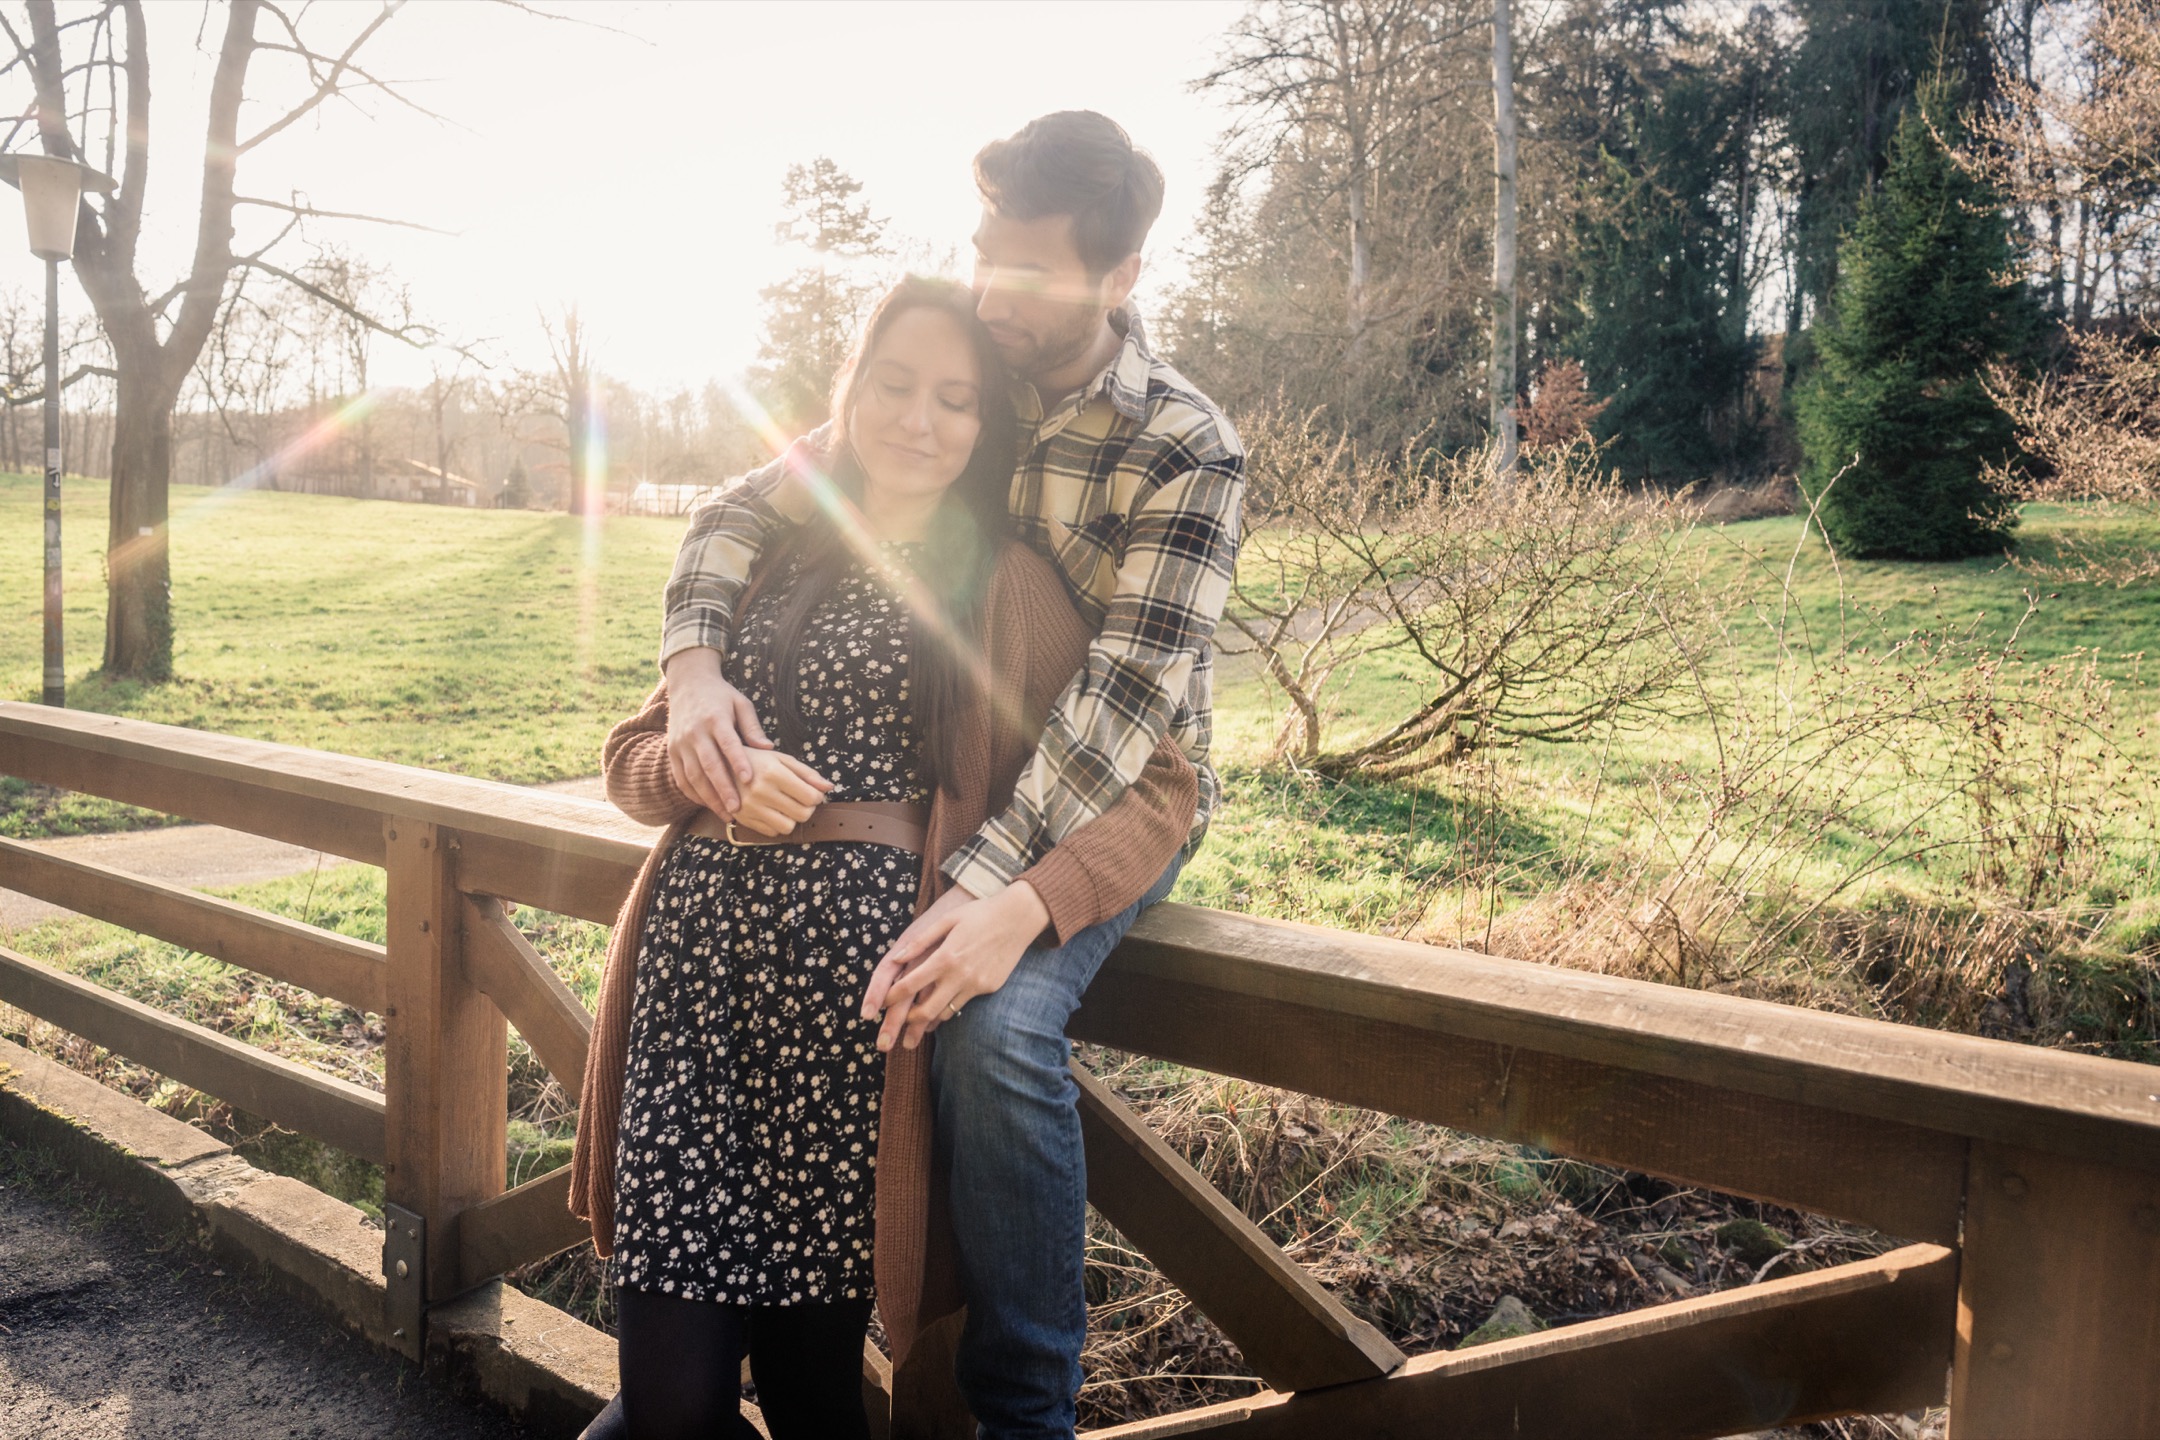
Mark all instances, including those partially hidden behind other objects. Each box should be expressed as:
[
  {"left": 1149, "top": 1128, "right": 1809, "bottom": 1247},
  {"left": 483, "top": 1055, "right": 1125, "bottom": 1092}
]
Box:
[
  {"left": 1, "top": 472, "right": 685, "bottom": 782},
  {"left": 1197, "top": 504, "right": 2160, "bottom": 921}
]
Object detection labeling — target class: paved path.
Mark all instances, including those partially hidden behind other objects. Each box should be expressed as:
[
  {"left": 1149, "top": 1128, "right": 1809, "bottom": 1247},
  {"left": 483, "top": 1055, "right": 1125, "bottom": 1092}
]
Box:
[
  {"left": 0, "top": 777, "right": 609, "bottom": 934},
  {"left": 0, "top": 1133, "right": 531, "bottom": 1439}
]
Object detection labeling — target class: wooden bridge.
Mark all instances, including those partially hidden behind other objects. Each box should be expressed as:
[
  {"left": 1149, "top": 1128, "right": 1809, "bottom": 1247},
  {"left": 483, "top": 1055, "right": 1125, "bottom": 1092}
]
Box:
[{"left": 2, "top": 699, "right": 2156, "bottom": 1438}]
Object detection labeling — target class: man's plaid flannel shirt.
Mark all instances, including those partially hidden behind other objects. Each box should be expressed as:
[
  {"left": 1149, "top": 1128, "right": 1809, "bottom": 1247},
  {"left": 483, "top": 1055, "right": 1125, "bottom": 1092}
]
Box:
[{"left": 659, "top": 311, "right": 1244, "bottom": 902}]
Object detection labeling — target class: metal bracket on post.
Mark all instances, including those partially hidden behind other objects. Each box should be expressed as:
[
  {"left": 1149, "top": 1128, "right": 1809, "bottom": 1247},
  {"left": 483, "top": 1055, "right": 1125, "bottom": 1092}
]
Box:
[{"left": 384, "top": 1203, "right": 426, "bottom": 1360}]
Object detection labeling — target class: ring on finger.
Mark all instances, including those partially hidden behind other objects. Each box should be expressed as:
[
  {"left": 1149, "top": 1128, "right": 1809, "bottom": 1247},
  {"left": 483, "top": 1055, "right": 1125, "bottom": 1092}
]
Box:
[{"left": 945, "top": 1000, "right": 965, "bottom": 1019}]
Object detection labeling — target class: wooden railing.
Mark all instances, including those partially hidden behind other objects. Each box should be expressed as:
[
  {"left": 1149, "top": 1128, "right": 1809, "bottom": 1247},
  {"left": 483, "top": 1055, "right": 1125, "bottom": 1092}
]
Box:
[{"left": 2, "top": 699, "right": 2156, "bottom": 1439}]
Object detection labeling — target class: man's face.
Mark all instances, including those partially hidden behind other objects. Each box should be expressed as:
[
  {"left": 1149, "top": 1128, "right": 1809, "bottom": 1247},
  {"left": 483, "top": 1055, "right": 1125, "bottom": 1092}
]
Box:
[{"left": 971, "top": 209, "right": 1114, "bottom": 381}]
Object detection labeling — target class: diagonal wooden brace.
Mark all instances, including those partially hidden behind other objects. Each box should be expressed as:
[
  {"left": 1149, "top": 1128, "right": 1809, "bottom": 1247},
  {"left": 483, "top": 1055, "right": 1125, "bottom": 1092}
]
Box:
[{"left": 1075, "top": 1061, "right": 1405, "bottom": 1392}]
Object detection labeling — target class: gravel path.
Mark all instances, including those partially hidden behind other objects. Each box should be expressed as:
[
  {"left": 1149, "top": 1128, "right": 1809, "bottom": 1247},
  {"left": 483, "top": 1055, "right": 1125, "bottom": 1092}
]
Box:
[
  {"left": 0, "top": 776, "right": 609, "bottom": 934},
  {"left": 0, "top": 1133, "right": 531, "bottom": 1439}
]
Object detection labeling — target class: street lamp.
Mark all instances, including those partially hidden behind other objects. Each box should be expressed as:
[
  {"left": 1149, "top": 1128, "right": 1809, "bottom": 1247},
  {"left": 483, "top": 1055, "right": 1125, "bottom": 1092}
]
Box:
[{"left": 0, "top": 153, "right": 114, "bottom": 707}]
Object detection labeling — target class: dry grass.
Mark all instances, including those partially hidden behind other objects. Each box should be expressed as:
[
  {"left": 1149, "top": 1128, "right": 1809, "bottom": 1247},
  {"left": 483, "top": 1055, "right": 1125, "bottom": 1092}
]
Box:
[
  {"left": 1694, "top": 474, "right": 1800, "bottom": 523},
  {"left": 1071, "top": 1045, "right": 1914, "bottom": 1430},
  {"left": 1403, "top": 874, "right": 2158, "bottom": 1056}
]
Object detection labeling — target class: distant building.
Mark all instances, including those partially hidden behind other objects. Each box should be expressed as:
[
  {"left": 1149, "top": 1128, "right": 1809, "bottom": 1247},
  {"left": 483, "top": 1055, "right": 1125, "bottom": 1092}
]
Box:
[
  {"left": 284, "top": 458, "right": 489, "bottom": 506},
  {"left": 623, "top": 480, "right": 721, "bottom": 516},
  {"left": 394, "top": 460, "right": 485, "bottom": 507}
]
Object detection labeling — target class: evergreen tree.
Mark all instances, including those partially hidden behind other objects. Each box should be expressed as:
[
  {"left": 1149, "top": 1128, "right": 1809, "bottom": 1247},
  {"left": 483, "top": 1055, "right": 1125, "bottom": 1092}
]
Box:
[
  {"left": 750, "top": 158, "right": 890, "bottom": 436},
  {"left": 1796, "top": 93, "right": 2038, "bottom": 559},
  {"left": 1782, "top": 0, "right": 1995, "bottom": 336},
  {"left": 1565, "top": 7, "right": 1769, "bottom": 479}
]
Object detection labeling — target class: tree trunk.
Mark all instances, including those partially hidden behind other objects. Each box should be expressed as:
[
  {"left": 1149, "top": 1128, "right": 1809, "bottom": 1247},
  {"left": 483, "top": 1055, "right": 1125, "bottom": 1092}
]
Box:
[
  {"left": 104, "top": 340, "right": 179, "bottom": 680},
  {"left": 1488, "top": 0, "right": 1519, "bottom": 476},
  {"left": 1346, "top": 179, "right": 1371, "bottom": 361},
  {"left": 1331, "top": 11, "right": 1370, "bottom": 363}
]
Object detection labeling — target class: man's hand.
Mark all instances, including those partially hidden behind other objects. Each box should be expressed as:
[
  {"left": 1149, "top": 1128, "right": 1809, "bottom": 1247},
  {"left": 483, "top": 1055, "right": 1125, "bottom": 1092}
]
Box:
[
  {"left": 665, "top": 647, "right": 774, "bottom": 814},
  {"left": 733, "top": 750, "right": 833, "bottom": 837},
  {"left": 861, "top": 881, "right": 1051, "bottom": 1053}
]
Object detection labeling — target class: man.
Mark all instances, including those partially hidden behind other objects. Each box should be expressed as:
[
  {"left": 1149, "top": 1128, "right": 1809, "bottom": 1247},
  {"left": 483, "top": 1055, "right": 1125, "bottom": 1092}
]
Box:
[{"left": 660, "top": 111, "right": 1242, "bottom": 1437}]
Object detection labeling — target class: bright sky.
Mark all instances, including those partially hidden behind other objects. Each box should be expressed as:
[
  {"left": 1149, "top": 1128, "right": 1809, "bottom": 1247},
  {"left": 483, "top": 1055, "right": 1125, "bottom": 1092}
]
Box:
[{"left": 10, "top": 0, "right": 1248, "bottom": 397}]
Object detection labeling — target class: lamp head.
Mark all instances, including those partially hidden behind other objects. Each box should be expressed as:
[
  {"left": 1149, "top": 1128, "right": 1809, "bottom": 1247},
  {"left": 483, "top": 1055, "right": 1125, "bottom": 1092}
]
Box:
[{"left": 0, "top": 154, "right": 116, "bottom": 261}]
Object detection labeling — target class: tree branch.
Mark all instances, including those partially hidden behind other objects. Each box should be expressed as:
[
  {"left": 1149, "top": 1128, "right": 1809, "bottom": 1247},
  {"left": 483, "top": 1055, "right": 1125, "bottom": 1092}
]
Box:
[
  {"left": 236, "top": 3, "right": 410, "bottom": 157},
  {"left": 235, "top": 193, "right": 456, "bottom": 234},
  {"left": 3, "top": 360, "right": 119, "bottom": 404},
  {"left": 234, "top": 254, "right": 474, "bottom": 358}
]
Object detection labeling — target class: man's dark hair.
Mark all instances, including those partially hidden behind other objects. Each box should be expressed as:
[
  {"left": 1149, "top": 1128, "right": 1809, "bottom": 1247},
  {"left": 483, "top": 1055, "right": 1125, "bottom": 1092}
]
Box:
[{"left": 974, "top": 111, "right": 1165, "bottom": 276}]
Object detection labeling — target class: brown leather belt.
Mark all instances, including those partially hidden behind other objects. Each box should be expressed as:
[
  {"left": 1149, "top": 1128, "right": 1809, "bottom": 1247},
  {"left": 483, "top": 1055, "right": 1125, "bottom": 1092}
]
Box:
[{"left": 686, "top": 800, "right": 928, "bottom": 857}]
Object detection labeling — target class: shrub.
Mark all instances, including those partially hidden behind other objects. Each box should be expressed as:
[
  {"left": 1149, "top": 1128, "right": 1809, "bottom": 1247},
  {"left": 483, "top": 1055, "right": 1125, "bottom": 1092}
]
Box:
[
  {"left": 1989, "top": 324, "right": 2160, "bottom": 587},
  {"left": 1224, "top": 412, "right": 1716, "bottom": 778}
]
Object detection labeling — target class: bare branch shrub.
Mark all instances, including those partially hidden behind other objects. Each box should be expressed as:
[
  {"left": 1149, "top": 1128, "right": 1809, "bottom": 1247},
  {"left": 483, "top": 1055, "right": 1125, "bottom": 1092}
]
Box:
[
  {"left": 1432, "top": 500, "right": 2150, "bottom": 1002},
  {"left": 1224, "top": 410, "right": 1715, "bottom": 777},
  {"left": 1987, "top": 325, "right": 2160, "bottom": 586}
]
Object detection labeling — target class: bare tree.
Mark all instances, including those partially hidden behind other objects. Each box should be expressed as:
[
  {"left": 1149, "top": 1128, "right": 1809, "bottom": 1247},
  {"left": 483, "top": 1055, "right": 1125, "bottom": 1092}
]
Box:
[
  {"left": 541, "top": 305, "right": 600, "bottom": 514},
  {"left": 1200, "top": 0, "right": 1481, "bottom": 361},
  {"left": 2, "top": 0, "right": 438, "bottom": 679},
  {"left": 192, "top": 274, "right": 302, "bottom": 488},
  {"left": 1971, "top": 1, "right": 2160, "bottom": 323},
  {"left": 424, "top": 357, "right": 472, "bottom": 488},
  {"left": 295, "top": 248, "right": 408, "bottom": 495}
]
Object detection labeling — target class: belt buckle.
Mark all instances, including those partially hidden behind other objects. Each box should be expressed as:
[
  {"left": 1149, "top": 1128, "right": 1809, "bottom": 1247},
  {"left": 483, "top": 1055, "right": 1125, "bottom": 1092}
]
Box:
[{"left": 724, "top": 819, "right": 749, "bottom": 846}]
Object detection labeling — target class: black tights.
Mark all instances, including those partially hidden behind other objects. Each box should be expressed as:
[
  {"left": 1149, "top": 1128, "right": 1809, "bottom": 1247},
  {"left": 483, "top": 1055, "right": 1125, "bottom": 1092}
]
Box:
[{"left": 610, "top": 1287, "right": 874, "bottom": 1440}]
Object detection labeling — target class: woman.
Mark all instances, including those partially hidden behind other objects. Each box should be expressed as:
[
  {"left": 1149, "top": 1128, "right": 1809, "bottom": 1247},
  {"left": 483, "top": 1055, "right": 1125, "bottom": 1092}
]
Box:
[{"left": 568, "top": 277, "right": 1197, "bottom": 1439}]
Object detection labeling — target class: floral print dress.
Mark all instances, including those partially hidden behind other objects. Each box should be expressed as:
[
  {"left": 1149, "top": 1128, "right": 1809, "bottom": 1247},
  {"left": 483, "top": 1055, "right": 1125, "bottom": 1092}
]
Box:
[{"left": 611, "top": 543, "right": 925, "bottom": 1305}]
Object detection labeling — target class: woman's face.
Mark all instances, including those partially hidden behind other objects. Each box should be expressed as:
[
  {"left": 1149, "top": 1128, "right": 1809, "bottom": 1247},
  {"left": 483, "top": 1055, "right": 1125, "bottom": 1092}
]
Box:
[{"left": 849, "top": 305, "right": 985, "bottom": 506}]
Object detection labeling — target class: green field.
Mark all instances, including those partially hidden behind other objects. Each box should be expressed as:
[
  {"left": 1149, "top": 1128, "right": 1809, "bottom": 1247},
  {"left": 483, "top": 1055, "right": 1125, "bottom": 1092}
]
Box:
[
  {"left": 5, "top": 472, "right": 2158, "bottom": 1058},
  {"left": 2, "top": 474, "right": 686, "bottom": 780}
]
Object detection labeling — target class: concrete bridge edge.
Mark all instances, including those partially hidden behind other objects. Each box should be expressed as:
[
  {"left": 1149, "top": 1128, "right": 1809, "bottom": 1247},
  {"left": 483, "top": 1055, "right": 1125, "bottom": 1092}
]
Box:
[{"left": 0, "top": 1037, "right": 615, "bottom": 1439}]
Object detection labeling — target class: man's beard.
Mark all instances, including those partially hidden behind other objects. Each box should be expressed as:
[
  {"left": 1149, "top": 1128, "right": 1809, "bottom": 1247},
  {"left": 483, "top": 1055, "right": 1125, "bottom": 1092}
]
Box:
[{"left": 1003, "top": 305, "right": 1102, "bottom": 384}]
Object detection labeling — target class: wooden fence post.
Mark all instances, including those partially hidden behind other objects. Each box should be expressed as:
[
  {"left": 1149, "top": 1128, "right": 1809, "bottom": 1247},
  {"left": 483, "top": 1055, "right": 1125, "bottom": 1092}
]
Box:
[
  {"left": 382, "top": 819, "right": 507, "bottom": 1347},
  {"left": 1950, "top": 1140, "right": 2160, "bottom": 1438}
]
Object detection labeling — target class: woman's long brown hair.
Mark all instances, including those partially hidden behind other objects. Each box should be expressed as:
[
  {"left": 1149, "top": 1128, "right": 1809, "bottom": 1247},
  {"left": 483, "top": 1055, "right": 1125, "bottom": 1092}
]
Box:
[{"left": 760, "top": 277, "right": 1018, "bottom": 794}]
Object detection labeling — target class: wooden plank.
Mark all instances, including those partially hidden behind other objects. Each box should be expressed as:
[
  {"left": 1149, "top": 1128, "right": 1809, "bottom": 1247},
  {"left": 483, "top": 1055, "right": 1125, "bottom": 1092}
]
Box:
[
  {"left": 1095, "top": 905, "right": 2160, "bottom": 1175},
  {"left": 459, "top": 894, "right": 593, "bottom": 1093},
  {"left": 0, "top": 835, "right": 386, "bottom": 1014},
  {"left": 1950, "top": 1140, "right": 2160, "bottom": 1438},
  {"left": 0, "top": 942, "right": 386, "bottom": 1162},
  {"left": 455, "top": 1165, "right": 591, "bottom": 1291},
  {"left": 1075, "top": 970, "right": 1968, "bottom": 1245},
  {"left": 1075, "top": 1062, "right": 1404, "bottom": 1390},
  {"left": 382, "top": 820, "right": 507, "bottom": 1302},
  {"left": 0, "top": 703, "right": 650, "bottom": 916},
  {"left": 12, "top": 704, "right": 2159, "bottom": 1173},
  {"left": 1084, "top": 1243, "right": 1958, "bottom": 1439},
  {"left": 455, "top": 831, "right": 639, "bottom": 927}
]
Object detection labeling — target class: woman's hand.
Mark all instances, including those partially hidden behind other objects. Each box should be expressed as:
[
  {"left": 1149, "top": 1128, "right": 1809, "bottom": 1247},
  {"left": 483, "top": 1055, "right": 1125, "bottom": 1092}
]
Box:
[
  {"left": 730, "top": 749, "right": 833, "bottom": 836},
  {"left": 861, "top": 881, "right": 1051, "bottom": 1052}
]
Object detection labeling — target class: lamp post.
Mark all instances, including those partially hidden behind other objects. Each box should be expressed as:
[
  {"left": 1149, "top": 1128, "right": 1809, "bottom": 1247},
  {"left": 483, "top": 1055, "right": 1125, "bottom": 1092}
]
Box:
[{"left": 0, "top": 154, "right": 114, "bottom": 707}]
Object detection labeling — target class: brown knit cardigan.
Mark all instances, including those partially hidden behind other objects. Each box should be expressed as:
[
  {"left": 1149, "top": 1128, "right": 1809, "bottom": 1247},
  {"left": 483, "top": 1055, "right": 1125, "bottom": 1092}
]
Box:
[{"left": 567, "top": 540, "right": 1197, "bottom": 1367}]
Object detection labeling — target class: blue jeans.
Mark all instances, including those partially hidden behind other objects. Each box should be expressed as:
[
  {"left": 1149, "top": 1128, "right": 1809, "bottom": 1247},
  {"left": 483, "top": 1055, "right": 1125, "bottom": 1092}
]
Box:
[{"left": 930, "top": 857, "right": 1183, "bottom": 1439}]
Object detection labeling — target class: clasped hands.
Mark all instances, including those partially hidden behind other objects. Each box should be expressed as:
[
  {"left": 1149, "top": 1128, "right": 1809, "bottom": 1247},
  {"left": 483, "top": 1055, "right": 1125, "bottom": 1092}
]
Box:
[{"left": 666, "top": 661, "right": 1047, "bottom": 1054}]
